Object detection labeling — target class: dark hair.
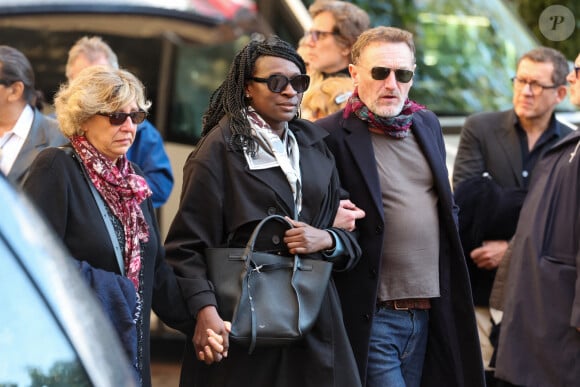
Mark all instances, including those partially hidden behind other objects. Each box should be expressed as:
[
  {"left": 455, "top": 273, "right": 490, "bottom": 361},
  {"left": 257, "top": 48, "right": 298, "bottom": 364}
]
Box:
[
  {"left": 201, "top": 35, "right": 306, "bottom": 154},
  {"left": 0, "top": 45, "right": 36, "bottom": 106}
]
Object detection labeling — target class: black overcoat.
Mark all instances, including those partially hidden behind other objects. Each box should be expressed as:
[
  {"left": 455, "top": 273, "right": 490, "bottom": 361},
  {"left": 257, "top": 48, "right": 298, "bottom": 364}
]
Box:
[
  {"left": 22, "top": 146, "right": 193, "bottom": 387},
  {"left": 164, "top": 117, "right": 362, "bottom": 387},
  {"left": 495, "top": 130, "right": 580, "bottom": 387},
  {"left": 317, "top": 109, "right": 485, "bottom": 387}
]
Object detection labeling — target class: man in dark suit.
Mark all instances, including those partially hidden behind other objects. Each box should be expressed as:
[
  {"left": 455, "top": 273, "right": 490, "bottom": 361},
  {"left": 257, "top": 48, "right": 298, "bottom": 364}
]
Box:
[
  {"left": 0, "top": 46, "right": 66, "bottom": 184},
  {"left": 317, "top": 26, "right": 484, "bottom": 387},
  {"left": 452, "top": 46, "right": 572, "bottom": 386}
]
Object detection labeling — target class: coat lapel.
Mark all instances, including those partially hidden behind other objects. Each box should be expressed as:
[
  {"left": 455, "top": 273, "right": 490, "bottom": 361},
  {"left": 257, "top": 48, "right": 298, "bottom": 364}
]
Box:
[
  {"left": 495, "top": 112, "right": 523, "bottom": 185},
  {"left": 343, "top": 116, "right": 384, "bottom": 219}
]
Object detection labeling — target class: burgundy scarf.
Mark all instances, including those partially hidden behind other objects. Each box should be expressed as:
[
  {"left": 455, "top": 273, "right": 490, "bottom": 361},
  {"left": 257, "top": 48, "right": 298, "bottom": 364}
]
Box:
[
  {"left": 343, "top": 88, "right": 425, "bottom": 138},
  {"left": 71, "top": 135, "right": 151, "bottom": 291}
]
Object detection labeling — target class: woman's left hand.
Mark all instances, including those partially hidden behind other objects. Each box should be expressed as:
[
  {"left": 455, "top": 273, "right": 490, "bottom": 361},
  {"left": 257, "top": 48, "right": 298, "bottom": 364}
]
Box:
[{"left": 284, "top": 217, "right": 334, "bottom": 254}]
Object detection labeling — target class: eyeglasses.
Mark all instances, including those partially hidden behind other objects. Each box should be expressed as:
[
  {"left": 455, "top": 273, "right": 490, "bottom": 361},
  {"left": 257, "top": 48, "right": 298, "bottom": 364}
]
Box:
[
  {"left": 97, "top": 111, "right": 147, "bottom": 125},
  {"left": 251, "top": 74, "right": 310, "bottom": 93},
  {"left": 0, "top": 79, "right": 15, "bottom": 86},
  {"left": 511, "top": 76, "right": 558, "bottom": 95},
  {"left": 367, "top": 66, "right": 414, "bottom": 83},
  {"left": 304, "top": 29, "right": 337, "bottom": 43}
]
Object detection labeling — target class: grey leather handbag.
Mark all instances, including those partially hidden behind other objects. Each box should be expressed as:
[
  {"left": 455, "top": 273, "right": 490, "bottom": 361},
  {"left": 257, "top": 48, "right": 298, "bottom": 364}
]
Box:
[{"left": 206, "top": 214, "right": 333, "bottom": 353}]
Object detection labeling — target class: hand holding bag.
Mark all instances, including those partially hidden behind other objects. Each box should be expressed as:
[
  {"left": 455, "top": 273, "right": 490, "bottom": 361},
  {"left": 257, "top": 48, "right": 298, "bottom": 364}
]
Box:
[{"left": 205, "top": 214, "right": 333, "bottom": 353}]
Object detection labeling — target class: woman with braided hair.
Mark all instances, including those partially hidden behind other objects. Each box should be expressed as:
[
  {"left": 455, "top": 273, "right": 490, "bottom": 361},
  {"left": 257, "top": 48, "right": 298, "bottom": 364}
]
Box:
[{"left": 165, "top": 35, "right": 362, "bottom": 387}]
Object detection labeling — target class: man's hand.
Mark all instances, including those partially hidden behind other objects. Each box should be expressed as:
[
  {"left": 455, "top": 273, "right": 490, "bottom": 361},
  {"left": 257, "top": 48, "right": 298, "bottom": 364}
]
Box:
[
  {"left": 332, "top": 200, "right": 366, "bottom": 231},
  {"left": 193, "top": 306, "right": 231, "bottom": 364},
  {"left": 470, "top": 240, "right": 509, "bottom": 270}
]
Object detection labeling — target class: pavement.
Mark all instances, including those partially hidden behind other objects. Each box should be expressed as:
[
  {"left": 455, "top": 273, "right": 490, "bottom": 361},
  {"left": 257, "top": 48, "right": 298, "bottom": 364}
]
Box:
[{"left": 151, "top": 337, "right": 183, "bottom": 387}]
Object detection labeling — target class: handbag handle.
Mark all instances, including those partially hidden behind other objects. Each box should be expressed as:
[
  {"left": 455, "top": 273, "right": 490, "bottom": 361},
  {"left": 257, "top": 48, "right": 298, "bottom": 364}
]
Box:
[{"left": 241, "top": 214, "right": 294, "bottom": 264}]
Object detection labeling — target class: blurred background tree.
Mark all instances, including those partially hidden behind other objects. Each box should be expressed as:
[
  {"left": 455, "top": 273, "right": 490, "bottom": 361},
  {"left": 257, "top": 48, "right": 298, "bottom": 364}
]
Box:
[{"left": 300, "top": 0, "right": 578, "bottom": 114}]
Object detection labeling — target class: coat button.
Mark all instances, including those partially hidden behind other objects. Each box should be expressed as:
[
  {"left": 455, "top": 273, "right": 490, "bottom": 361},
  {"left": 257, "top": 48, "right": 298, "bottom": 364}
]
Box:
[
  {"left": 363, "top": 314, "right": 371, "bottom": 321},
  {"left": 272, "top": 235, "right": 281, "bottom": 245},
  {"left": 267, "top": 207, "right": 277, "bottom": 215},
  {"left": 375, "top": 225, "right": 383, "bottom": 234},
  {"left": 369, "top": 268, "right": 377, "bottom": 279}
]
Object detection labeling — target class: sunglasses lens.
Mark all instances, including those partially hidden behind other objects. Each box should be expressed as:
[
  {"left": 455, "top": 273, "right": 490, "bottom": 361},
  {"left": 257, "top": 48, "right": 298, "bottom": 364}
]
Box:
[
  {"left": 371, "top": 67, "right": 390, "bottom": 80},
  {"left": 132, "top": 111, "right": 147, "bottom": 124},
  {"left": 267, "top": 75, "right": 288, "bottom": 93},
  {"left": 290, "top": 75, "right": 310, "bottom": 93},
  {"left": 109, "top": 113, "right": 127, "bottom": 125},
  {"left": 395, "top": 70, "right": 414, "bottom": 83}
]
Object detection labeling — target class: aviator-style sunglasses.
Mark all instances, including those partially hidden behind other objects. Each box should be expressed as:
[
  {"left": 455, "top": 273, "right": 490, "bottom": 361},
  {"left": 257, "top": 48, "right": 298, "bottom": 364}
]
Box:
[
  {"left": 250, "top": 74, "right": 310, "bottom": 93},
  {"left": 369, "top": 66, "right": 414, "bottom": 83},
  {"left": 97, "top": 111, "right": 148, "bottom": 125}
]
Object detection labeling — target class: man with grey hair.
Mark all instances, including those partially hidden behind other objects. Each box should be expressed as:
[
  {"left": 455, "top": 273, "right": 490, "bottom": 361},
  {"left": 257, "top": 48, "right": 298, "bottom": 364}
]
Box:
[
  {"left": 0, "top": 45, "right": 65, "bottom": 184},
  {"left": 66, "top": 36, "right": 173, "bottom": 208},
  {"left": 317, "top": 26, "right": 484, "bottom": 387}
]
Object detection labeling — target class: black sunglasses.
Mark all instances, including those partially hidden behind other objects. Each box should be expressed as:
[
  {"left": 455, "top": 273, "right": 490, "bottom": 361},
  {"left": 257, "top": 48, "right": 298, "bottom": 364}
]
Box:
[
  {"left": 370, "top": 67, "right": 414, "bottom": 83},
  {"left": 250, "top": 74, "right": 310, "bottom": 93},
  {"left": 97, "top": 111, "right": 147, "bottom": 125}
]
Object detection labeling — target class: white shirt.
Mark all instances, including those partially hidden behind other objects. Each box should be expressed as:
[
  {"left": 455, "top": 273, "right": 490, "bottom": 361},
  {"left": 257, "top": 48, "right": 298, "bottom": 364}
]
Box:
[{"left": 0, "top": 105, "right": 33, "bottom": 175}]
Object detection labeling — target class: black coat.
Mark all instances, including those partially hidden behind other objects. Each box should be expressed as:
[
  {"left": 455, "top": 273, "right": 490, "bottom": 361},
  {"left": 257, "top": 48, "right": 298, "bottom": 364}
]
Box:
[
  {"left": 164, "top": 117, "right": 362, "bottom": 387},
  {"left": 22, "top": 146, "right": 193, "bottom": 387},
  {"left": 317, "top": 110, "right": 485, "bottom": 387},
  {"left": 495, "top": 130, "right": 580, "bottom": 387}
]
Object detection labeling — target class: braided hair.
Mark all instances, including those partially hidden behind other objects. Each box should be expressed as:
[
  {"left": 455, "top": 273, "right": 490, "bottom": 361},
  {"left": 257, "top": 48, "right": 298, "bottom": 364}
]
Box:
[{"left": 201, "top": 35, "right": 306, "bottom": 154}]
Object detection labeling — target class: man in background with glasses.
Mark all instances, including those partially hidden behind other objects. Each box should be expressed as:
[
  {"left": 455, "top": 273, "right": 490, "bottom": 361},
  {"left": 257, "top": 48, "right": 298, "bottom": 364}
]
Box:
[
  {"left": 491, "top": 53, "right": 580, "bottom": 387},
  {"left": 304, "top": 1, "right": 369, "bottom": 79},
  {"left": 317, "top": 26, "right": 485, "bottom": 387},
  {"left": 452, "top": 46, "right": 572, "bottom": 387},
  {"left": 0, "top": 45, "right": 66, "bottom": 184}
]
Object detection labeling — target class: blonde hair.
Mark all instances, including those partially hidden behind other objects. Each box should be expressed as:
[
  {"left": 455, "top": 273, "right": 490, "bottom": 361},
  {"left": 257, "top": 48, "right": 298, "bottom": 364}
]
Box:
[
  {"left": 55, "top": 65, "right": 151, "bottom": 137},
  {"left": 301, "top": 76, "right": 353, "bottom": 120}
]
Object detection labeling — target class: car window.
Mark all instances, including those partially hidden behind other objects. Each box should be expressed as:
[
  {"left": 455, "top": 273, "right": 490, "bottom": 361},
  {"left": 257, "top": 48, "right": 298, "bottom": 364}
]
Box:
[
  {"left": 166, "top": 36, "right": 251, "bottom": 144},
  {"left": 0, "top": 247, "right": 91, "bottom": 386}
]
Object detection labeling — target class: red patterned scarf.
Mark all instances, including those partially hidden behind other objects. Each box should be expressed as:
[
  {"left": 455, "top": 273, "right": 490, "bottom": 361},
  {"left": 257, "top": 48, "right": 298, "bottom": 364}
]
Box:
[
  {"left": 71, "top": 135, "right": 151, "bottom": 291},
  {"left": 343, "top": 88, "right": 425, "bottom": 138}
]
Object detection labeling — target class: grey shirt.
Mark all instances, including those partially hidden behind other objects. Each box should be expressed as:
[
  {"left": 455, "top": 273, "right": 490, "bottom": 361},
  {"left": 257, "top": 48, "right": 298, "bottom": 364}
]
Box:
[{"left": 371, "top": 131, "right": 440, "bottom": 300}]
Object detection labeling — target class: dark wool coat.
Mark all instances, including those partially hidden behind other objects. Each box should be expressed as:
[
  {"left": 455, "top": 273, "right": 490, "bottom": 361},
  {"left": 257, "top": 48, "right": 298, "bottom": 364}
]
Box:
[
  {"left": 22, "top": 146, "right": 193, "bottom": 387},
  {"left": 164, "top": 117, "right": 362, "bottom": 387},
  {"left": 495, "top": 130, "right": 580, "bottom": 387},
  {"left": 317, "top": 109, "right": 485, "bottom": 387}
]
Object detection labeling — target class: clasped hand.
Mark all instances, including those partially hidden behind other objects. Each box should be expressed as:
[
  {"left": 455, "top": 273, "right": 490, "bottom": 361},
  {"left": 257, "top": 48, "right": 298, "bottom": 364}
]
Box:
[{"left": 194, "top": 305, "right": 231, "bottom": 364}]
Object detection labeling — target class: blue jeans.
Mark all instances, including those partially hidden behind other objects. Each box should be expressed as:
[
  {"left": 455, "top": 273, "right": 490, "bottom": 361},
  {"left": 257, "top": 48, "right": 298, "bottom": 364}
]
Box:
[{"left": 366, "top": 307, "right": 429, "bottom": 387}]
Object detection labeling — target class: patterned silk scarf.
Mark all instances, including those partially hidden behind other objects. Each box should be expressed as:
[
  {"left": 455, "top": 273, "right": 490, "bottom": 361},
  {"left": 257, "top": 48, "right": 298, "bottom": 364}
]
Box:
[
  {"left": 343, "top": 88, "right": 425, "bottom": 138},
  {"left": 245, "top": 108, "right": 302, "bottom": 215},
  {"left": 71, "top": 135, "right": 151, "bottom": 291}
]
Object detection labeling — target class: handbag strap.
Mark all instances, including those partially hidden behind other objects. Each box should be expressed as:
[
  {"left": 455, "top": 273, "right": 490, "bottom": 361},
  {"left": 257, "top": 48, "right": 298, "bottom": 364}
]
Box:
[
  {"left": 241, "top": 214, "right": 300, "bottom": 353},
  {"left": 60, "top": 146, "right": 125, "bottom": 275}
]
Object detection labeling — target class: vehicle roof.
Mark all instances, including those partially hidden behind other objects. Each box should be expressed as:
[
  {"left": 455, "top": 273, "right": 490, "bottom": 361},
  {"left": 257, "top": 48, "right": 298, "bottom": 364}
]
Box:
[{"left": 0, "top": 0, "right": 261, "bottom": 42}]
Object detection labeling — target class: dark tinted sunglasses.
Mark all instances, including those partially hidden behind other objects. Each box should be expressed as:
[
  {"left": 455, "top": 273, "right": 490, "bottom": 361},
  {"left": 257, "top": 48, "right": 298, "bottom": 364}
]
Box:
[
  {"left": 97, "top": 111, "right": 147, "bottom": 125},
  {"left": 370, "top": 67, "right": 414, "bottom": 83},
  {"left": 250, "top": 74, "right": 310, "bottom": 93}
]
